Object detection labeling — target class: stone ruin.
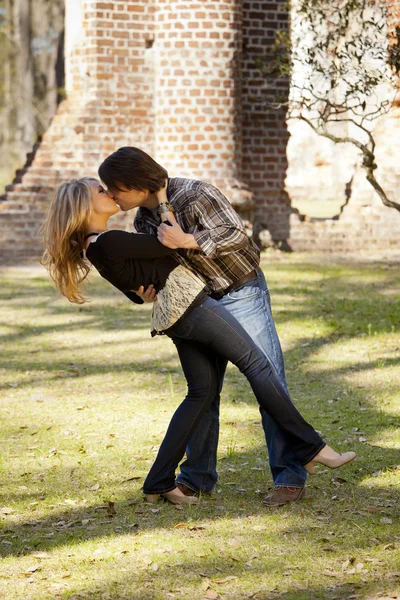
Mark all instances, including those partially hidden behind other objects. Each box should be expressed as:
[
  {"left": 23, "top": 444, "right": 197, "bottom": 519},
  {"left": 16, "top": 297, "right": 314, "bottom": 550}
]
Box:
[{"left": 0, "top": 0, "right": 398, "bottom": 264}]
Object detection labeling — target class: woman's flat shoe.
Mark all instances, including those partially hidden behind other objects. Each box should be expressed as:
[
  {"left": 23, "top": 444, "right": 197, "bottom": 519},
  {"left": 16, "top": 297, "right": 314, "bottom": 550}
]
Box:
[
  {"left": 145, "top": 489, "right": 198, "bottom": 505},
  {"left": 305, "top": 450, "right": 356, "bottom": 475}
]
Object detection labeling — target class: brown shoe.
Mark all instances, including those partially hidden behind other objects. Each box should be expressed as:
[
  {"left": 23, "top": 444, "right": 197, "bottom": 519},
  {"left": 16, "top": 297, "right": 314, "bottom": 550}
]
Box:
[
  {"left": 263, "top": 486, "right": 305, "bottom": 506},
  {"left": 176, "top": 482, "right": 200, "bottom": 497}
]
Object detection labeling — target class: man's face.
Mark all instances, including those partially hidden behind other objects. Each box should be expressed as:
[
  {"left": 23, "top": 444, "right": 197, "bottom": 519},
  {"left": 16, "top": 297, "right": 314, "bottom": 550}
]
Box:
[{"left": 106, "top": 184, "right": 150, "bottom": 211}]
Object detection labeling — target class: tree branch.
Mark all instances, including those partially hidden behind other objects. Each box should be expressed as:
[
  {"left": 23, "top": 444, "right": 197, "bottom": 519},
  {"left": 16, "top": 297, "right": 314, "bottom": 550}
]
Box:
[
  {"left": 298, "top": 115, "right": 400, "bottom": 213},
  {"left": 366, "top": 170, "right": 400, "bottom": 212},
  {"left": 297, "top": 114, "right": 373, "bottom": 157}
]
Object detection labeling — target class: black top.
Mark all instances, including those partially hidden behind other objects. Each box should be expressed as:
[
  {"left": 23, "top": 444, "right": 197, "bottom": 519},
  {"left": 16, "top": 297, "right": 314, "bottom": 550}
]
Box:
[{"left": 85, "top": 230, "right": 179, "bottom": 304}]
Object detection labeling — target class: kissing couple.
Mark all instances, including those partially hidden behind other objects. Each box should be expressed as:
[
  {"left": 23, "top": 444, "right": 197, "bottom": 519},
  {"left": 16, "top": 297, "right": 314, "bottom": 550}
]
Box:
[{"left": 41, "top": 146, "right": 356, "bottom": 506}]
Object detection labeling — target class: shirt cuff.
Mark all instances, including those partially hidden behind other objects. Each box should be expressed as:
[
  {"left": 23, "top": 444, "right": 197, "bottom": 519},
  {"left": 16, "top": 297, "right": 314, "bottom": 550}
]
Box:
[
  {"left": 193, "top": 230, "right": 217, "bottom": 257},
  {"left": 123, "top": 291, "right": 144, "bottom": 305}
]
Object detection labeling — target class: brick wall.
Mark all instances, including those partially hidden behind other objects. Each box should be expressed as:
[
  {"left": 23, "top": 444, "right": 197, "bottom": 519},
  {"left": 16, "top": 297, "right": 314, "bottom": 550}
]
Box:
[
  {"left": 0, "top": 0, "right": 156, "bottom": 263},
  {"left": 0, "top": 0, "right": 399, "bottom": 264}
]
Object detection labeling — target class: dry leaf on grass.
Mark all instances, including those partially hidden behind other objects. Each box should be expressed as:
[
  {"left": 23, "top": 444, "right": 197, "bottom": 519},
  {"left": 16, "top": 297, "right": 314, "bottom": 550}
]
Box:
[
  {"left": 213, "top": 576, "right": 237, "bottom": 584},
  {"left": 120, "top": 476, "right": 142, "bottom": 484},
  {"left": 0, "top": 507, "right": 14, "bottom": 515},
  {"left": 24, "top": 565, "right": 41, "bottom": 576},
  {"left": 203, "top": 591, "right": 218, "bottom": 599},
  {"left": 201, "top": 579, "right": 211, "bottom": 591}
]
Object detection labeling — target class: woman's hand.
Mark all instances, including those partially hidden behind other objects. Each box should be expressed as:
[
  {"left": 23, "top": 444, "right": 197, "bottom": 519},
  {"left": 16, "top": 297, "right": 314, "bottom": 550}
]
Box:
[{"left": 132, "top": 284, "right": 157, "bottom": 302}]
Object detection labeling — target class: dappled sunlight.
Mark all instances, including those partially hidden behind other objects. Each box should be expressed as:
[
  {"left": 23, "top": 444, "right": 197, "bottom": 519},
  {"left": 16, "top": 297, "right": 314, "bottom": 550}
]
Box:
[
  {"left": 368, "top": 435, "right": 400, "bottom": 450},
  {"left": 0, "top": 324, "right": 21, "bottom": 337},
  {"left": 1, "top": 259, "right": 399, "bottom": 600}
]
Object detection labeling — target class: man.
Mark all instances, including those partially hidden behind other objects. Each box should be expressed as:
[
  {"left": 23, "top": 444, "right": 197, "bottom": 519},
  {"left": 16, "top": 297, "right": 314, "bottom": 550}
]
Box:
[{"left": 98, "top": 146, "right": 307, "bottom": 506}]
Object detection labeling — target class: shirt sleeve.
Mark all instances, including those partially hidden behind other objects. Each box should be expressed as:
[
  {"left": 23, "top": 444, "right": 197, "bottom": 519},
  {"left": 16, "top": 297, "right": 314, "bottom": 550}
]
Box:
[
  {"left": 122, "top": 290, "right": 144, "bottom": 305},
  {"left": 93, "top": 230, "right": 174, "bottom": 260},
  {"left": 192, "top": 184, "right": 250, "bottom": 257}
]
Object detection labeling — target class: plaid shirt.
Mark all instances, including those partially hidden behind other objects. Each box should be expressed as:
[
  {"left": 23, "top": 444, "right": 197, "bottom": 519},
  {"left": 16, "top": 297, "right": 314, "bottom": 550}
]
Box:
[{"left": 134, "top": 177, "right": 260, "bottom": 293}]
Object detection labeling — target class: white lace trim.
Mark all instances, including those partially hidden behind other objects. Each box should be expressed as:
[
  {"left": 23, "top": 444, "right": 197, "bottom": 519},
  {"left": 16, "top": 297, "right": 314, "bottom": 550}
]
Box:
[{"left": 151, "top": 265, "right": 206, "bottom": 333}]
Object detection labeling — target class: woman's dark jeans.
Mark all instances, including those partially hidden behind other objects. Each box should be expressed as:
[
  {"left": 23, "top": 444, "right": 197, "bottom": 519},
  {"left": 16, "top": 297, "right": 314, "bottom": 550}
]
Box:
[{"left": 143, "top": 297, "right": 325, "bottom": 494}]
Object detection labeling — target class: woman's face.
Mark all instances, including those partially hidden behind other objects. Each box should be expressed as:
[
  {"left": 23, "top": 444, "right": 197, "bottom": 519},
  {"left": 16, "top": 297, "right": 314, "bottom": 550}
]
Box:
[{"left": 89, "top": 180, "right": 120, "bottom": 216}]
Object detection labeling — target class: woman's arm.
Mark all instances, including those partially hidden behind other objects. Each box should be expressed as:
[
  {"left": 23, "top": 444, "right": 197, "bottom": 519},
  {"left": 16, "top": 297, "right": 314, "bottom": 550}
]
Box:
[{"left": 93, "top": 230, "right": 175, "bottom": 260}]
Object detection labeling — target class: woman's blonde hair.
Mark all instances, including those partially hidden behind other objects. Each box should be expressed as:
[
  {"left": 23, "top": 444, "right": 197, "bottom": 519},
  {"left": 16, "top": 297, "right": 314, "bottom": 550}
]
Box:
[{"left": 41, "top": 177, "right": 98, "bottom": 304}]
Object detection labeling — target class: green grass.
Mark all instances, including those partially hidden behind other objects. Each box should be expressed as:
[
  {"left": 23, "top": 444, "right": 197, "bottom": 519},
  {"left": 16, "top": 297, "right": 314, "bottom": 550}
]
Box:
[{"left": 0, "top": 254, "right": 399, "bottom": 600}]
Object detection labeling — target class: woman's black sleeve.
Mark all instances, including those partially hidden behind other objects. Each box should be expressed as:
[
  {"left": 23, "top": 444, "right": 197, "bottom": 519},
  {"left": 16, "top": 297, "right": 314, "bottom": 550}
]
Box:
[
  {"left": 122, "top": 291, "right": 144, "bottom": 305},
  {"left": 95, "top": 230, "right": 174, "bottom": 259}
]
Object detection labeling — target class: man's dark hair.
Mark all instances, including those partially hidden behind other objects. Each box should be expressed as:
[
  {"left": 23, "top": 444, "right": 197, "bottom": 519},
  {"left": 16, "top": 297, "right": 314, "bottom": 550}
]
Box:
[{"left": 98, "top": 147, "right": 168, "bottom": 193}]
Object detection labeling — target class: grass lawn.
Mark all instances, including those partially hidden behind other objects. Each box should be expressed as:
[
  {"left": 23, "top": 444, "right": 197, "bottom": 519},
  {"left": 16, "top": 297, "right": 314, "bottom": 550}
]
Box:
[{"left": 0, "top": 253, "right": 399, "bottom": 600}]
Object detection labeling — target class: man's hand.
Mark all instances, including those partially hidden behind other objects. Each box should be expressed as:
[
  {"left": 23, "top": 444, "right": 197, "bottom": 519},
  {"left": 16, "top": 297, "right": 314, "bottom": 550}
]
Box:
[
  {"left": 132, "top": 285, "right": 157, "bottom": 303},
  {"left": 157, "top": 212, "right": 200, "bottom": 250}
]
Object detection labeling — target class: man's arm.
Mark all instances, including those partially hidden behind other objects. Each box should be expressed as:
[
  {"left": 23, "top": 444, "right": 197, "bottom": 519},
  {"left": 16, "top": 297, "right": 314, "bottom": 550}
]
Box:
[{"left": 157, "top": 184, "right": 249, "bottom": 256}]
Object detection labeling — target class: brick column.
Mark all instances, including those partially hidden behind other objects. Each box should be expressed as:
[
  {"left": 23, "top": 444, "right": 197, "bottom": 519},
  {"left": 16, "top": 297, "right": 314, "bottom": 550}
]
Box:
[
  {"left": 242, "top": 0, "right": 294, "bottom": 246},
  {"left": 153, "top": 0, "right": 253, "bottom": 215}
]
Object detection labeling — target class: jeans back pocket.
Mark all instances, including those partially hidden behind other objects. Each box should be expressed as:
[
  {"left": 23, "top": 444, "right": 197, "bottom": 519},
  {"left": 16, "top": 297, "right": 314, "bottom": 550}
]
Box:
[{"left": 166, "top": 314, "right": 195, "bottom": 339}]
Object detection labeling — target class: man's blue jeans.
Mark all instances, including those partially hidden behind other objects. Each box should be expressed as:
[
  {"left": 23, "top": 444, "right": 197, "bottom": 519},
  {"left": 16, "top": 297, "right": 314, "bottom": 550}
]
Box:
[{"left": 176, "top": 270, "right": 307, "bottom": 491}]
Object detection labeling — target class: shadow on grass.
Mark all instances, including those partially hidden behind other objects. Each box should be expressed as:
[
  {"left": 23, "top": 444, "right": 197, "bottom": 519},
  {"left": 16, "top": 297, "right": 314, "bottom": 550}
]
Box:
[
  {"left": 0, "top": 439, "right": 398, "bottom": 560},
  {"left": 56, "top": 562, "right": 399, "bottom": 600},
  {"left": 269, "top": 261, "right": 399, "bottom": 336}
]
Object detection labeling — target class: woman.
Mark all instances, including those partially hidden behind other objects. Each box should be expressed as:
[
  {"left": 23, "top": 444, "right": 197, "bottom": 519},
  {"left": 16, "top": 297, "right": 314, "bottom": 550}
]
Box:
[{"left": 41, "top": 177, "right": 356, "bottom": 505}]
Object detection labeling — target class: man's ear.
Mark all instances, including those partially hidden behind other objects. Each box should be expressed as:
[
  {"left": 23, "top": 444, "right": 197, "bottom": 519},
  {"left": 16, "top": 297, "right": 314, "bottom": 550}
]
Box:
[{"left": 158, "top": 179, "right": 168, "bottom": 191}]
